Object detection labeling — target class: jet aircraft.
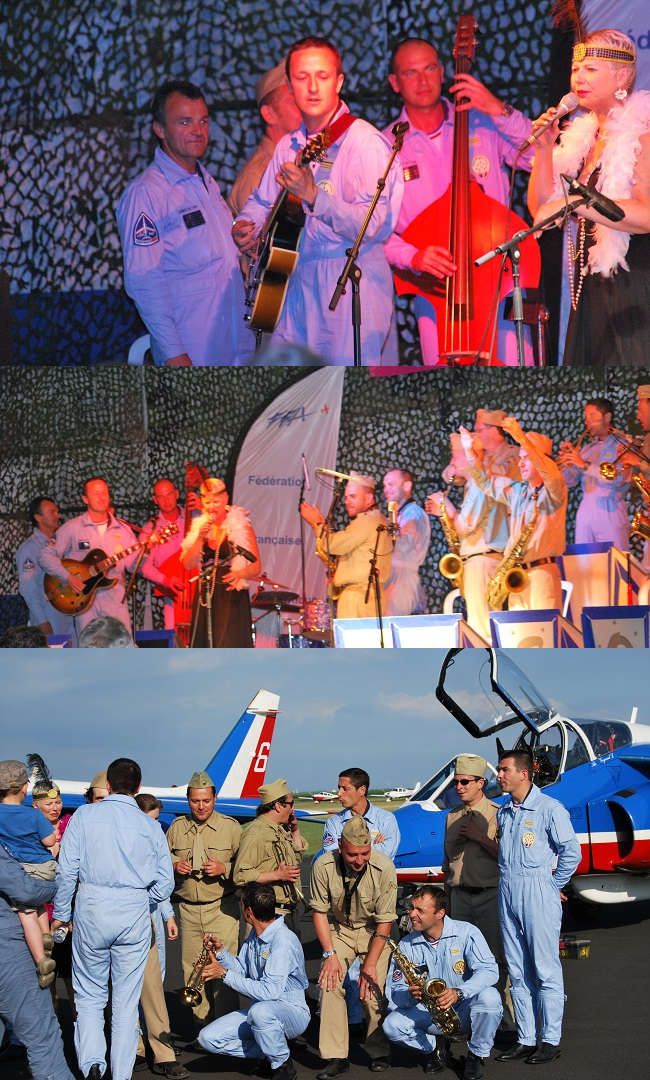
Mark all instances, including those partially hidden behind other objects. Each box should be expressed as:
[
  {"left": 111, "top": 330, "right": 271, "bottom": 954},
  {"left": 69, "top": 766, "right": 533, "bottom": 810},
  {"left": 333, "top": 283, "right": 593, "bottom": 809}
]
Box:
[
  {"left": 26, "top": 689, "right": 290, "bottom": 826},
  {"left": 392, "top": 650, "right": 650, "bottom": 906}
]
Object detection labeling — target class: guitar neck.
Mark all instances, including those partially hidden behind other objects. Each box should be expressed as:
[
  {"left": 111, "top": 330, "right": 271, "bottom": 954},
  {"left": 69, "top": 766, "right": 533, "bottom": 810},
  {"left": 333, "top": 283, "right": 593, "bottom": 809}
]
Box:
[
  {"left": 97, "top": 539, "right": 143, "bottom": 573},
  {"left": 261, "top": 187, "right": 291, "bottom": 242}
]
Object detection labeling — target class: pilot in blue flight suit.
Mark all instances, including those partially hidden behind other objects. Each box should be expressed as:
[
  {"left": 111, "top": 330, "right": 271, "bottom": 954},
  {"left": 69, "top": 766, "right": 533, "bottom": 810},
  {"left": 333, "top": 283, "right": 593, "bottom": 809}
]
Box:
[
  {"left": 16, "top": 497, "right": 71, "bottom": 637},
  {"left": 494, "top": 749, "right": 581, "bottom": 1065},
  {"left": 384, "top": 886, "right": 501, "bottom": 1080},
  {"left": 52, "top": 758, "right": 174, "bottom": 1080},
  {"left": 198, "top": 882, "right": 310, "bottom": 1080},
  {"left": 116, "top": 78, "right": 254, "bottom": 366}
]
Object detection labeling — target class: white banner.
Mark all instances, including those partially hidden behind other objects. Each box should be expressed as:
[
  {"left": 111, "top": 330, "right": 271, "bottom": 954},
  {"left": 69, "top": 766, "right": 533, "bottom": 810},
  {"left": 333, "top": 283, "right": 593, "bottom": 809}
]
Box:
[
  {"left": 232, "top": 367, "right": 345, "bottom": 606},
  {"left": 582, "top": 1, "right": 650, "bottom": 89}
]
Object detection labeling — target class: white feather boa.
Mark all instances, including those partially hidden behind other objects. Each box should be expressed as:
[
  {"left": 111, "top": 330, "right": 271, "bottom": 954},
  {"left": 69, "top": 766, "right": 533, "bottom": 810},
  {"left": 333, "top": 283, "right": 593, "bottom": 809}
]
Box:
[
  {"left": 181, "top": 505, "right": 256, "bottom": 590},
  {"left": 551, "top": 91, "right": 650, "bottom": 277}
]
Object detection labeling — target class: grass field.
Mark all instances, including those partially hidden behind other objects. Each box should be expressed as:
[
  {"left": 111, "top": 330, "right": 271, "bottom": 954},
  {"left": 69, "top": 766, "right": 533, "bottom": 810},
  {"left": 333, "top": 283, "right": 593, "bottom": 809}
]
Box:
[{"left": 296, "top": 793, "right": 411, "bottom": 854}]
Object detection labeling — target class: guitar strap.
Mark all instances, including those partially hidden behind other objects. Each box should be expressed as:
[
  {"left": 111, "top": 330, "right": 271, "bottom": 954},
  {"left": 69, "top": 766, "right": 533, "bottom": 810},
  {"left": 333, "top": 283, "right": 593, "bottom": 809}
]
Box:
[{"left": 321, "top": 111, "right": 358, "bottom": 149}]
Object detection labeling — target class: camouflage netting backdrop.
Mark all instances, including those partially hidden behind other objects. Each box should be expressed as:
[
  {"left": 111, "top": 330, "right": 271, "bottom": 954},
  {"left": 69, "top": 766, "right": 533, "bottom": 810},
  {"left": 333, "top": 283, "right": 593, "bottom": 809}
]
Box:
[
  {"left": 2, "top": 0, "right": 557, "bottom": 364},
  {"left": 2, "top": 366, "right": 648, "bottom": 633}
]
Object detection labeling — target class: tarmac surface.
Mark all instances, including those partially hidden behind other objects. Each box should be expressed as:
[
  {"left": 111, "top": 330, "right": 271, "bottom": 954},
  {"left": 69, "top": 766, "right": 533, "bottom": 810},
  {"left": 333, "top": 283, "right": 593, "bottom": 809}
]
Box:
[{"left": 3, "top": 888, "right": 649, "bottom": 1080}]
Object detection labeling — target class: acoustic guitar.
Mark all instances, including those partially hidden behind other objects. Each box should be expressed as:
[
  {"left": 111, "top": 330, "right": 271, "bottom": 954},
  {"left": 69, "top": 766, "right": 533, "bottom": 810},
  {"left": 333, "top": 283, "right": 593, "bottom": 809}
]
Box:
[
  {"left": 43, "top": 523, "right": 178, "bottom": 615},
  {"left": 244, "top": 132, "right": 330, "bottom": 333}
]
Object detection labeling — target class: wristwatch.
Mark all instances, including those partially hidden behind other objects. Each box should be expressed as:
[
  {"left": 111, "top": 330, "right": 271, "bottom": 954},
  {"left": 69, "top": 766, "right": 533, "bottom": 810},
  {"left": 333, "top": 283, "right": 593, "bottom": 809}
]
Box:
[
  {"left": 322, "top": 949, "right": 336, "bottom": 960},
  {"left": 500, "top": 102, "right": 515, "bottom": 117},
  {"left": 455, "top": 988, "right": 464, "bottom": 1001}
]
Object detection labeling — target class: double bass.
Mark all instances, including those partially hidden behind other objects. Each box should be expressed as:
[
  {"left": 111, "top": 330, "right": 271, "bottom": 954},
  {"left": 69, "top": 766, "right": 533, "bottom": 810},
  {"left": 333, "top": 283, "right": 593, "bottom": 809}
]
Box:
[
  {"left": 154, "top": 462, "right": 208, "bottom": 647},
  {"left": 394, "top": 15, "right": 540, "bottom": 365}
]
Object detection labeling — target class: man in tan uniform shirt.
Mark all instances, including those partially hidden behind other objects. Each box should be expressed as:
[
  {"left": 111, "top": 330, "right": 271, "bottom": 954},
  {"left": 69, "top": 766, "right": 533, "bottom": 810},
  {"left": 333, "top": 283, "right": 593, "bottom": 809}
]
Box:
[
  {"left": 443, "top": 754, "right": 513, "bottom": 1032},
  {"left": 310, "top": 816, "right": 397, "bottom": 1079},
  {"left": 300, "top": 473, "right": 393, "bottom": 619},
  {"left": 165, "top": 771, "right": 242, "bottom": 1029},
  {"left": 233, "top": 778, "right": 307, "bottom": 931}
]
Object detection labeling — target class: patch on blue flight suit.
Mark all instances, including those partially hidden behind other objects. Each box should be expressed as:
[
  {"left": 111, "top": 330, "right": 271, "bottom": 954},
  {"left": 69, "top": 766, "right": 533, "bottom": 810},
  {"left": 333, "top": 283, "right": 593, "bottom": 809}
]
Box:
[
  {"left": 21, "top": 558, "right": 35, "bottom": 572},
  {"left": 403, "top": 164, "right": 420, "bottom": 181},
  {"left": 261, "top": 949, "right": 269, "bottom": 960},
  {"left": 453, "top": 959, "right": 465, "bottom": 974},
  {"left": 522, "top": 831, "right": 536, "bottom": 847},
  {"left": 78, "top": 541, "right": 90, "bottom": 550},
  {"left": 183, "top": 210, "right": 205, "bottom": 229},
  {"left": 392, "top": 968, "right": 404, "bottom": 982},
  {"left": 133, "top": 211, "right": 159, "bottom": 246}
]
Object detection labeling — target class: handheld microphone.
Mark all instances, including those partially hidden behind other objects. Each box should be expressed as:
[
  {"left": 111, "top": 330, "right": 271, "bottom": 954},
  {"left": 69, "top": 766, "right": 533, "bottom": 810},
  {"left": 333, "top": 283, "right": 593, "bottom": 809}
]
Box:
[
  {"left": 560, "top": 174, "right": 626, "bottom": 223},
  {"left": 519, "top": 92, "right": 579, "bottom": 150},
  {"left": 315, "top": 467, "right": 356, "bottom": 482},
  {"left": 392, "top": 121, "right": 409, "bottom": 136}
]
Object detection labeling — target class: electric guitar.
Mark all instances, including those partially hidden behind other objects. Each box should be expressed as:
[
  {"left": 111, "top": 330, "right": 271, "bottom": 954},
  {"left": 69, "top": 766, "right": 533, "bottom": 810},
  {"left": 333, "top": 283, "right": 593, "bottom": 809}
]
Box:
[
  {"left": 43, "top": 523, "right": 179, "bottom": 615},
  {"left": 244, "top": 132, "right": 330, "bottom": 333}
]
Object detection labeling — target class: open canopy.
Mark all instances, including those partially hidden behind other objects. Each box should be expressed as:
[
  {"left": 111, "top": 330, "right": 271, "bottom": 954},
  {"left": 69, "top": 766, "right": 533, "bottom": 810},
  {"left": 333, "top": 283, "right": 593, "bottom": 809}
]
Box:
[{"left": 435, "top": 649, "right": 553, "bottom": 739}]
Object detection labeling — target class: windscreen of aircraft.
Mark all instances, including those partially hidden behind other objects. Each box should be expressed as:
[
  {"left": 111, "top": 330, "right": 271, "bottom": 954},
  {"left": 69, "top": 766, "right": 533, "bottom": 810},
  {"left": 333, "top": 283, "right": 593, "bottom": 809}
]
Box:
[{"left": 436, "top": 649, "right": 552, "bottom": 739}]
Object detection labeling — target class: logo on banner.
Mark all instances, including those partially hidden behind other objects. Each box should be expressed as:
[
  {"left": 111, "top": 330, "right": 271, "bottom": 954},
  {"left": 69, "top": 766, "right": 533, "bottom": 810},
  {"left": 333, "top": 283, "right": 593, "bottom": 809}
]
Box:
[{"left": 267, "top": 406, "right": 314, "bottom": 428}]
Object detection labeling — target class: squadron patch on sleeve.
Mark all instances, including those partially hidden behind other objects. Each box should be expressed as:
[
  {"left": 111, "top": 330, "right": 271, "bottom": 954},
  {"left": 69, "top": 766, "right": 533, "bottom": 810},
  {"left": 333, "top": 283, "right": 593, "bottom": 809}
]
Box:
[
  {"left": 133, "top": 211, "right": 160, "bottom": 246},
  {"left": 453, "top": 959, "right": 465, "bottom": 974},
  {"left": 21, "top": 558, "right": 36, "bottom": 573},
  {"left": 392, "top": 968, "right": 403, "bottom": 982},
  {"left": 522, "top": 831, "right": 536, "bottom": 848}
]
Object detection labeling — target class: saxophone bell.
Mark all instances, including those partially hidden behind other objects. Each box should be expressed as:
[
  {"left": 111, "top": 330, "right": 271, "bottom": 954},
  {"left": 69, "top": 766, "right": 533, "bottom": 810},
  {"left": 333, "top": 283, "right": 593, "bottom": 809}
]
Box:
[
  {"left": 438, "top": 553, "right": 464, "bottom": 590},
  {"left": 503, "top": 566, "right": 528, "bottom": 594}
]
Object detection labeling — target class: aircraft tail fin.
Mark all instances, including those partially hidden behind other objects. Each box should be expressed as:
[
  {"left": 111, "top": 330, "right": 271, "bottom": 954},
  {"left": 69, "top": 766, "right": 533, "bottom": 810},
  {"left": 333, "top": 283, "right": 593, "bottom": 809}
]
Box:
[{"left": 204, "top": 689, "right": 279, "bottom": 799}]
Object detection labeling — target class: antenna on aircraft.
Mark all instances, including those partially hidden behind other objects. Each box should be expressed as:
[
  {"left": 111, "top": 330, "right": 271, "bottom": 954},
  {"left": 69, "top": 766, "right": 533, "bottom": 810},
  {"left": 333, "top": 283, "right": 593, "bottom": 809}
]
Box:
[{"left": 630, "top": 706, "right": 638, "bottom": 725}]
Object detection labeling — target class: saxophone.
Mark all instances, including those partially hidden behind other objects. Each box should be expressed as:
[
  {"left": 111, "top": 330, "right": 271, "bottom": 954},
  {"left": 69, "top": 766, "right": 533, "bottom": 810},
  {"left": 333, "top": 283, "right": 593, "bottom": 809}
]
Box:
[
  {"left": 631, "top": 473, "right": 650, "bottom": 541},
  {"left": 437, "top": 490, "right": 464, "bottom": 596},
  {"left": 382, "top": 937, "right": 462, "bottom": 1036},
  {"left": 486, "top": 495, "right": 539, "bottom": 610}
]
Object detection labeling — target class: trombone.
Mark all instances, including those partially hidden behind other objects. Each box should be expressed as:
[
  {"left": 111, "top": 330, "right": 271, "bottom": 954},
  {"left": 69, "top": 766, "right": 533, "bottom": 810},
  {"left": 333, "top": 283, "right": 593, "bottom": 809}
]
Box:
[{"left": 599, "top": 428, "right": 650, "bottom": 480}]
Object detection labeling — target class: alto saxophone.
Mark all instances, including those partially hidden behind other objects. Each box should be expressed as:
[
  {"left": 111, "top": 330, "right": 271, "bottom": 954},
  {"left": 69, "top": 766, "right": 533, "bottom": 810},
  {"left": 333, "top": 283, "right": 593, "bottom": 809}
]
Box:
[
  {"left": 486, "top": 496, "right": 539, "bottom": 610},
  {"left": 382, "top": 937, "right": 462, "bottom": 1036},
  {"left": 437, "top": 490, "right": 464, "bottom": 597},
  {"left": 631, "top": 472, "right": 650, "bottom": 540}
]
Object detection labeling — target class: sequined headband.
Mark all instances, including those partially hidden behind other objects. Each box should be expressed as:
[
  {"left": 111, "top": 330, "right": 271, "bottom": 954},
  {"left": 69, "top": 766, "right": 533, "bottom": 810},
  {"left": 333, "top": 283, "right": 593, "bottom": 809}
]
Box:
[{"left": 573, "top": 43, "right": 635, "bottom": 64}]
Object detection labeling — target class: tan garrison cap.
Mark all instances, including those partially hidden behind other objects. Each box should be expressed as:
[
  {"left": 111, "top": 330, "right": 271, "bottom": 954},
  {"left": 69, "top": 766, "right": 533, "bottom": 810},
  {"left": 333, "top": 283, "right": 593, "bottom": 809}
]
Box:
[
  {"left": 255, "top": 59, "right": 288, "bottom": 106},
  {"left": 348, "top": 471, "right": 376, "bottom": 491},
  {"left": 89, "top": 770, "right": 108, "bottom": 791},
  {"left": 341, "top": 816, "right": 372, "bottom": 846},
  {"left": 455, "top": 754, "right": 488, "bottom": 778},
  {"left": 475, "top": 409, "right": 508, "bottom": 426},
  {"left": 259, "top": 777, "right": 291, "bottom": 804},
  {"left": 637, "top": 384, "right": 650, "bottom": 400},
  {"left": 0, "top": 760, "right": 28, "bottom": 788},
  {"left": 200, "top": 477, "right": 227, "bottom": 496},
  {"left": 188, "top": 771, "right": 214, "bottom": 790},
  {"left": 525, "top": 432, "right": 553, "bottom": 457}
]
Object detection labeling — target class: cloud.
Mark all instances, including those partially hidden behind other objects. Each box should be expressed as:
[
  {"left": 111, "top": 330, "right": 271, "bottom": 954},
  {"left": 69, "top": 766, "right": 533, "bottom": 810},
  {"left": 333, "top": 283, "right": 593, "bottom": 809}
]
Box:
[{"left": 375, "top": 691, "right": 439, "bottom": 717}]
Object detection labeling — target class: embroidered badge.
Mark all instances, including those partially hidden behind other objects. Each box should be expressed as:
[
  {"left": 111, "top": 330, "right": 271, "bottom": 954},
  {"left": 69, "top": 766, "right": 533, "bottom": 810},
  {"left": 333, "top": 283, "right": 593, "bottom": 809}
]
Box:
[
  {"left": 22, "top": 558, "right": 35, "bottom": 572},
  {"left": 471, "top": 154, "right": 490, "bottom": 180},
  {"left": 392, "top": 968, "right": 403, "bottom": 982},
  {"left": 133, "top": 211, "right": 159, "bottom": 246},
  {"left": 261, "top": 949, "right": 269, "bottom": 959},
  {"left": 522, "top": 831, "right": 536, "bottom": 848},
  {"left": 78, "top": 541, "right": 90, "bottom": 550},
  {"left": 403, "top": 164, "right": 420, "bottom": 182},
  {"left": 317, "top": 179, "right": 335, "bottom": 195},
  {"left": 525, "top": 820, "right": 534, "bottom": 827},
  {"left": 453, "top": 959, "right": 465, "bottom": 974},
  {"left": 451, "top": 948, "right": 460, "bottom": 955}
]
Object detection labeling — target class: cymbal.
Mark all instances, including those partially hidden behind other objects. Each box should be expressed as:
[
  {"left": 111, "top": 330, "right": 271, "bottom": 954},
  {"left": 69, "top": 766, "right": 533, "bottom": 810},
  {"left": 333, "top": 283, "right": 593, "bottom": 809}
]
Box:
[
  {"left": 254, "top": 591, "right": 299, "bottom": 607},
  {"left": 255, "top": 576, "right": 292, "bottom": 593}
]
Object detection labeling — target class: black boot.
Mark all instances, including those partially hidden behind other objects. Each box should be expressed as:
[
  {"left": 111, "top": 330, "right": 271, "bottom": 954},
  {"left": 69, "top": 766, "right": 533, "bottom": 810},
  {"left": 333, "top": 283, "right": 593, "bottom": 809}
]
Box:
[
  {"left": 86, "top": 1067, "right": 103, "bottom": 1080},
  {"left": 463, "top": 1051, "right": 484, "bottom": 1080},
  {"left": 495, "top": 1042, "right": 536, "bottom": 1061},
  {"left": 526, "top": 1043, "right": 561, "bottom": 1065},
  {"left": 316, "top": 1060, "right": 349, "bottom": 1080}
]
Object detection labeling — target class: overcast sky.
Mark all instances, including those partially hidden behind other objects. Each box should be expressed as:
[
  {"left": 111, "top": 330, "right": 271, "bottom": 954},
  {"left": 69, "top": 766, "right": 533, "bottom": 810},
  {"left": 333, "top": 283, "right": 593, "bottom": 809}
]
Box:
[{"left": 1, "top": 650, "right": 647, "bottom": 792}]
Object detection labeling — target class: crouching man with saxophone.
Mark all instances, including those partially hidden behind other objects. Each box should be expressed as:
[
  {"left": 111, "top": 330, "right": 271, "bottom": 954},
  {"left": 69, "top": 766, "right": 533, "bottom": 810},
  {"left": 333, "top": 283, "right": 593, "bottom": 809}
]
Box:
[
  {"left": 383, "top": 887, "right": 501, "bottom": 1080},
  {"left": 460, "top": 419, "right": 567, "bottom": 613},
  {"left": 197, "top": 883, "right": 310, "bottom": 1080}
]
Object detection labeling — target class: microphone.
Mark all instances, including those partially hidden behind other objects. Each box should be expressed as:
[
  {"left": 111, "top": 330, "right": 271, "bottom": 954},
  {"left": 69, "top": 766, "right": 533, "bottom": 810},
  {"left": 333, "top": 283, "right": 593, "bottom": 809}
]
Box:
[
  {"left": 233, "top": 543, "right": 257, "bottom": 564},
  {"left": 387, "top": 501, "right": 400, "bottom": 536},
  {"left": 301, "top": 453, "right": 311, "bottom": 491},
  {"left": 315, "top": 467, "right": 356, "bottom": 482},
  {"left": 392, "top": 121, "right": 409, "bottom": 136},
  {"left": 560, "top": 174, "right": 625, "bottom": 223},
  {"left": 519, "top": 92, "right": 579, "bottom": 150}
]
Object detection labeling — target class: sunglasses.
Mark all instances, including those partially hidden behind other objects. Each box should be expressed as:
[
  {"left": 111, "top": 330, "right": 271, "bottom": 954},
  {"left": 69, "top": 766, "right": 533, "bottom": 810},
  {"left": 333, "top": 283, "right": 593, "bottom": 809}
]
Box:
[
  {"left": 453, "top": 777, "right": 481, "bottom": 787},
  {"left": 280, "top": 798, "right": 295, "bottom": 807}
]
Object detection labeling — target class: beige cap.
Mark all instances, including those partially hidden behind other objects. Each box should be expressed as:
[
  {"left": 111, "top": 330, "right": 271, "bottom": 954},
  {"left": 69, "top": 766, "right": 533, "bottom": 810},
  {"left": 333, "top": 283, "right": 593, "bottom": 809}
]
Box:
[
  {"left": 637, "top": 384, "right": 650, "bottom": 400},
  {"left": 475, "top": 408, "right": 508, "bottom": 426},
  {"left": 89, "top": 770, "right": 108, "bottom": 791},
  {"left": 188, "top": 771, "right": 214, "bottom": 791},
  {"left": 348, "top": 471, "right": 376, "bottom": 491},
  {"left": 525, "top": 431, "right": 553, "bottom": 457},
  {"left": 258, "top": 777, "right": 291, "bottom": 804},
  {"left": 255, "top": 59, "right": 288, "bottom": 106},
  {"left": 0, "top": 760, "right": 28, "bottom": 789},
  {"left": 455, "top": 754, "right": 488, "bottom": 778},
  {"left": 341, "top": 816, "right": 372, "bottom": 846},
  {"left": 200, "top": 477, "right": 226, "bottom": 497}
]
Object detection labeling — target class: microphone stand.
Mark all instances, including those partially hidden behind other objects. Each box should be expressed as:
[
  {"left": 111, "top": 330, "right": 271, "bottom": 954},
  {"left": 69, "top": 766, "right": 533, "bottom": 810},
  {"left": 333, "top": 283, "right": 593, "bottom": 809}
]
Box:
[
  {"left": 364, "top": 523, "right": 389, "bottom": 648},
  {"left": 298, "top": 456, "right": 308, "bottom": 614},
  {"left": 475, "top": 194, "right": 609, "bottom": 368},
  {"left": 329, "top": 122, "right": 408, "bottom": 366},
  {"left": 323, "top": 478, "right": 345, "bottom": 647}
]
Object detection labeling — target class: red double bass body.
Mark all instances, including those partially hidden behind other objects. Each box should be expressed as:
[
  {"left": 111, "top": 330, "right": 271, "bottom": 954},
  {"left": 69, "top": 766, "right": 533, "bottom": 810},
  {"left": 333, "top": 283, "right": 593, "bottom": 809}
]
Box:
[
  {"left": 394, "top": 15, "right": 540, "bottom": 365},
  {"left": 155, "top": 461, "right": 208, "bottom": 647}
]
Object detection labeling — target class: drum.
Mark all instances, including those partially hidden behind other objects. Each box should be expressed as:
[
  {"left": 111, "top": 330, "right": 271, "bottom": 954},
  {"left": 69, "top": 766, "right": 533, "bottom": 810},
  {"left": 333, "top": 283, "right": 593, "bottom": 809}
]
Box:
[{"left": 301, "top": 599, "right": 331, "bottom": 641}]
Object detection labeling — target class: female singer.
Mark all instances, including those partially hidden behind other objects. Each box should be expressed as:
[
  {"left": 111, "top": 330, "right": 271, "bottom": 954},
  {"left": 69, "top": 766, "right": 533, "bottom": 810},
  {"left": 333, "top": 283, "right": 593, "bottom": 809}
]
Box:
[
  {"left": 180, "top": 477, "right": 261, "bottom": 648},
  {"left": 528, "top": 29, "right": 650, "bottom": 366}
]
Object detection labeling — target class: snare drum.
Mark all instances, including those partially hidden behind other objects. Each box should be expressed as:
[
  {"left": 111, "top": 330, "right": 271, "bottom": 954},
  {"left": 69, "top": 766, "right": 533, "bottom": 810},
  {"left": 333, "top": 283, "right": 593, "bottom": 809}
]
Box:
[{"left": 301, "top": 599, "right": 331, "bottom": 641}]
